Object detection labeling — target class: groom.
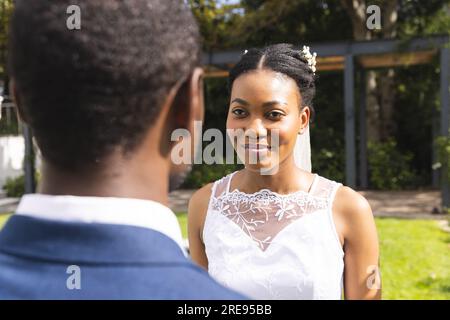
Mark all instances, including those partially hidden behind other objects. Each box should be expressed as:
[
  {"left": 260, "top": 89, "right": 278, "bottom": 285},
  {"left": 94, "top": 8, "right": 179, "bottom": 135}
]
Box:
[{"left": 0, "top": 0, "right": 243, "bottom": 299}]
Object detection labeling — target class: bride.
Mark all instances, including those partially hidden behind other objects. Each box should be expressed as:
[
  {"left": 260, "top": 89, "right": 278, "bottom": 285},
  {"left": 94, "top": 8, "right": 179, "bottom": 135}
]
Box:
[{"left": 188, "top": 43, "right": 381, "bottom": 300}]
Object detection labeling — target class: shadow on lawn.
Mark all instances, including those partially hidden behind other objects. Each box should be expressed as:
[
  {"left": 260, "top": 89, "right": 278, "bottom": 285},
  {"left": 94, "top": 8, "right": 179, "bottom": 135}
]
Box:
[{"left": 440, "top": 284, "right": 450, "bottom": 293}]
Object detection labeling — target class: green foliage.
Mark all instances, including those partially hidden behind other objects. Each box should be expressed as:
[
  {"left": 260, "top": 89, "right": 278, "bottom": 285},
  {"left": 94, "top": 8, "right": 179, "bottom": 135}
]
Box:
[
  {"left": 189, "top": 0, "right": 243, "bottom": 50},
  {"left": 3, "top": 172, "right": 39, "bottom": 197},
  {"left": 181, "top": 162, "right": 243, "bottom": 189},
  {"left": 397, "top": 0, "right": 450, "bottom": 37},
  {"left": 0, "top": 108, "right": 20, "bottom": 135},
  {"left": 368, "top": 139, "right": 416, "bottom": 190},
  {"left": 3, "top": 175, "right": 25, "bottom": 197},
  {"left": 312, "top": 146, "right": 345, "bottom": 183},
  {"left": 394, "top": 63, "right": 440, "bottom": 187},
  {"left": 310, "top": 72, "right": 346, "bottom": 183},
  {"left": 0, "top": 0, "right": 14, "bottom": 78},
  {"left": 0, "top": 119, "right": 19, "bottom": 135},
  {"left": 237, "top": 0, "right": 353, "bottom": 46},
  {"left": 203, "top": 77, "right": 230, "bottom": 132},
  {"left": 435, "top": 132, "right": 450, "bottom": 184}
]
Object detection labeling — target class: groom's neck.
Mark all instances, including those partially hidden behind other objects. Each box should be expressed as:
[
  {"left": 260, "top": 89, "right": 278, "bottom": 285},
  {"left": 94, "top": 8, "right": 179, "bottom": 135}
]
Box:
[{"left": 37, "top": 155, "right": 171, "bottom": 206}]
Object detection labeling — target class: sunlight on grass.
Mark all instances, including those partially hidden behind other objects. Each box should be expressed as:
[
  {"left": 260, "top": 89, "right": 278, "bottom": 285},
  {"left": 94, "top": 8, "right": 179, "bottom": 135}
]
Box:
[
  {"left": 0, "top": 213, "right": 11, "bottom": 229},
  {"left": 176, "top": 212, "right": 188, "bottom": 239},
  {"left": 376, "top": 218, "right": 450, "bottom": 300}
]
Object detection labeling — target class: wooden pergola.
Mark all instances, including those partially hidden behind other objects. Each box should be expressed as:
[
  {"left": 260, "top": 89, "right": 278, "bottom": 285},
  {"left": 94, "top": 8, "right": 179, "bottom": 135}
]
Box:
[{"left": 201, "top": 35, "right": 450, "bottom": 208}]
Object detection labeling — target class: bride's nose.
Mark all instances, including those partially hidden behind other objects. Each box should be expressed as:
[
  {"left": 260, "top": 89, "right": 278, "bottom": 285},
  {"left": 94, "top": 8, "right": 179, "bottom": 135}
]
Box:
[{"left": 245, "top": 118, "right": 268, "bottom": 139}]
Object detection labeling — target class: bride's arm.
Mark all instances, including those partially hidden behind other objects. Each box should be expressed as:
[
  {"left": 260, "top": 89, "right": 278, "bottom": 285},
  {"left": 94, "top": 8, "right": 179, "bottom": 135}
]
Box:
[
  {"left": 333, "top": 186, "right": 381, "bottom": 300},
  {"left": 187, "top": 183, "right": 213, "bottom": 270}
]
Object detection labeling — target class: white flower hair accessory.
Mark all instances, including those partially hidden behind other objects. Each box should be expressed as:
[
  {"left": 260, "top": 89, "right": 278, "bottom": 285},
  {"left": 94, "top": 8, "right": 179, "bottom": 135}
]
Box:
[{"left": 301, "top": 45, "right": 317, "bottom": 74}]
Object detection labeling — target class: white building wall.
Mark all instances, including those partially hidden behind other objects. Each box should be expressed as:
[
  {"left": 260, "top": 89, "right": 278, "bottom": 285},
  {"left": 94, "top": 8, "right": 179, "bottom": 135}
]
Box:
[{"left": 0, "top": 136, "right": 24, "bottom": 188}]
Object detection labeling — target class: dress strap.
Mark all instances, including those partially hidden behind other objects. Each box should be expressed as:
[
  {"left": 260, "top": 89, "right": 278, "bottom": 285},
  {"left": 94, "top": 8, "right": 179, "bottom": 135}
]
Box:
[
  {"left": 327, "top": 180, "right": 345, "bottom": 255},
  {"left": 225, "top": 171, "right": 237, "bottom": 194},
  {"left": 308, "top": 173, "right": 319, "bottom": 194},
  {"left": 210, "top": 178, "right": 219, "bottom": 198},
  {"left": 211, "top": 171, "right": 237, "bottom": 198},
  {"left": 308, "top": 175, "right": 337, "bottom": 198}
]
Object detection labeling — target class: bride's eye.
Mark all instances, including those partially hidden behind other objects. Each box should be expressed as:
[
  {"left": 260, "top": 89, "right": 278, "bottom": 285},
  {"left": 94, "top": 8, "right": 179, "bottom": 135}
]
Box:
[
  {"left": 232, "top": 108, "right": 247, "bottom": 117},
  {"left": 266, "top": 111, "right": 284, "bottom": 120}
]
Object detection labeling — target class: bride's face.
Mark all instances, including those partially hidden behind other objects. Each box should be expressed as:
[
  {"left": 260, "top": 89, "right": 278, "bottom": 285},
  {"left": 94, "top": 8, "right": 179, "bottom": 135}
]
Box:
[{"left": 226, "top": 69, "right": 310, "bottom": 172}]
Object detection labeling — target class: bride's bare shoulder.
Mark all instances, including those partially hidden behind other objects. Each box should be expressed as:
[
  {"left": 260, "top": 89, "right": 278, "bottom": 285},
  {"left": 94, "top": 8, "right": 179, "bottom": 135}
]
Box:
[
  {"left": 188, "top": 182, "right": 214, "bottom": 215},
  {"left": 332, "top": 185, "right": 375, "bottom": 243},
  {"left": 333, "top": 186, "right": 372, "bottom": 218},
  {"left": 188, "top": 171, "right": 238, "bottom": 226},
  {"left": 187, "top": 183, "right": 215, "bottom": 241}
]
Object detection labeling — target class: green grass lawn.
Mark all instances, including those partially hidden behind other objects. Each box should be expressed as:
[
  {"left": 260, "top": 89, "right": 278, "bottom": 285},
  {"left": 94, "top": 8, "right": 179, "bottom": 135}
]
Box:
[
  {"left": 375, "top": 217, "right": 450, "bottom": 300},
  {"left": 175, "top": 212, "right": 188, "bottom": 239},
  {"left": 1, "top": 211, "right": 448, "bottom": 299},
  {"left": 0, "top": 213, "right": 10, "bottom": 229}
]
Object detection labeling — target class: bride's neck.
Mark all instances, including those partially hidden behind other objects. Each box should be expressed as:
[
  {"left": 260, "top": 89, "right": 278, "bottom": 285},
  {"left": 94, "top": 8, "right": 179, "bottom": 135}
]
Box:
[{"left": 240, "top": 158, "right": 307, "bottom": 194}]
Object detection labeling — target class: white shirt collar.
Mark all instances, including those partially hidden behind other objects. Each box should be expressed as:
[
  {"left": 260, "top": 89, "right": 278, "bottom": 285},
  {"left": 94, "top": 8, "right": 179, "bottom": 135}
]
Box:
[{"left": 15, "top": 194, "right": 186, "bottom": 255}]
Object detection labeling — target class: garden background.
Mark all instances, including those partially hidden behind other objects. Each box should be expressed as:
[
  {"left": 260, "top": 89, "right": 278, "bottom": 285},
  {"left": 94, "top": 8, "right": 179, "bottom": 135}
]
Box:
[{"left": 0, "top": 0, "right": 450, "bottom": 299}]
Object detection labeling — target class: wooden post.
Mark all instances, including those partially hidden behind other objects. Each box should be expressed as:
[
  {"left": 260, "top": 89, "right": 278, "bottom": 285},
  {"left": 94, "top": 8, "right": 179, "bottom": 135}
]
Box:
[
  {"left": 440, "top": 47, "right": 449, "bottom": 208},
  {"left": 345, "top": 54, "right": 356, "bottom": 187}
]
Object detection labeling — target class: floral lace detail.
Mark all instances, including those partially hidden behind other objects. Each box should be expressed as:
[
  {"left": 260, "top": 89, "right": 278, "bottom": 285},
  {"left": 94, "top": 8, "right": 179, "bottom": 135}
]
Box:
[
  {"left": 204, "top": 173, "right": 345, "bottom": 299},
  {"left": 211, "top": 188, "right": 328, "bottom": 251}
]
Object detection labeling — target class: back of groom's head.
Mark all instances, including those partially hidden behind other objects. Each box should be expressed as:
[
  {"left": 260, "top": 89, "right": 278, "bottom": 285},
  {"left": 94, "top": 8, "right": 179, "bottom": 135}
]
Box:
[{"left": 9, "top": 0, "right": 201, "bottom": 171}]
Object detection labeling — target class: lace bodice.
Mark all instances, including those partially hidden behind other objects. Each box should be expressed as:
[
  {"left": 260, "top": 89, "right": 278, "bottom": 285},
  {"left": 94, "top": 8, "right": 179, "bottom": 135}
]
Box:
[{"left": 203, "top": 171, "right": 344, "bottom": 300}]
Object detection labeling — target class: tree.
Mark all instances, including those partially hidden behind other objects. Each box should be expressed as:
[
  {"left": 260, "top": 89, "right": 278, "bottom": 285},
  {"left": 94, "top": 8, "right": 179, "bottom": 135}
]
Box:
[
  {"left": 341, "top": 0, "right": 450, "bottom": 141},
  {"left": 189, "top": 0, "right": 242, "bottom": 50},
  {"left": 234, "top": 0, "right": 353, "bottom": 45},
  {"left": 0, "top": 0, "right": 13, "bottom": 96},
  {"left": 189, "top": 0, "right": 450, "bottom": 187}
]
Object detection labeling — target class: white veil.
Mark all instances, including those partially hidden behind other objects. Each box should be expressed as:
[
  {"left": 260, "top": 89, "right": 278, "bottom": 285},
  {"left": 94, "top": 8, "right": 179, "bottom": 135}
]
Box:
[
  {"left": 293, "top": 125, "right": 312, "bottom": 172},
  {"left": 293, "top": 45, "right": 316, "bottom": 173}
]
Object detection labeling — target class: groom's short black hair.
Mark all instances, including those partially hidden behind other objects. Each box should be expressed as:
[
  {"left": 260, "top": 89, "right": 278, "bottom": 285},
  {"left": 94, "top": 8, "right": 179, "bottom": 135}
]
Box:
[{"left": 9, "top": 0, "right": 201, "bottom": 170}]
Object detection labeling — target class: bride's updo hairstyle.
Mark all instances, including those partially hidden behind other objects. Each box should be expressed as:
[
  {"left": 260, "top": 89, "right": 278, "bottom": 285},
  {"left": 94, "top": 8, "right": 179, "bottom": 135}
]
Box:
[{"left": 228, "top": 43, "right": 317, "bottom": 122}]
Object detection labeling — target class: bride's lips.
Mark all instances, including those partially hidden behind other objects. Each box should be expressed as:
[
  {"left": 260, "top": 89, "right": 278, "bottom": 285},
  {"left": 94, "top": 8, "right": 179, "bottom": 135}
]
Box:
[{"left": 241, "top": 144, "right": 271, "bottom": 151}]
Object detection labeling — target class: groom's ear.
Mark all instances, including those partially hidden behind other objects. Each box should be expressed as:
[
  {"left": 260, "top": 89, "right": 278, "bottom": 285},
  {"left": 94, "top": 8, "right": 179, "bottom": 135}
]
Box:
[
  {"left": 172, "top": 67, "right": 205, "bottom": 133},
  {"left": 164, "top": 67, "right": 204, "bottom": 162},
  {"left": 10, "top": 79, "right": 29, "bottom": 124}
]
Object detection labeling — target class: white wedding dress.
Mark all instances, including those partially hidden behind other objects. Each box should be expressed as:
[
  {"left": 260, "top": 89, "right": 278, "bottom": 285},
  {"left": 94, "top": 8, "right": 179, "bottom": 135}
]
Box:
[{"left": 202, "top": 171, "right": 345, "bottom": 300}]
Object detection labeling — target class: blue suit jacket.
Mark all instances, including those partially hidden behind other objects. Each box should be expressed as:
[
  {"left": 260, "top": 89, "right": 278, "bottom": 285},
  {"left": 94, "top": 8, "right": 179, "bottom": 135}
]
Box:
[{"left": 0, "top": 215, "right": 245, "bottom": 299}]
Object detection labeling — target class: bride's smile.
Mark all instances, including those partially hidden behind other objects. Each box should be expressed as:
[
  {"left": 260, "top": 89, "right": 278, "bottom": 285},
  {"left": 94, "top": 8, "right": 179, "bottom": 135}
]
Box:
[{"left": 226, "top": 68, "right": 311, "bottom": 171}]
